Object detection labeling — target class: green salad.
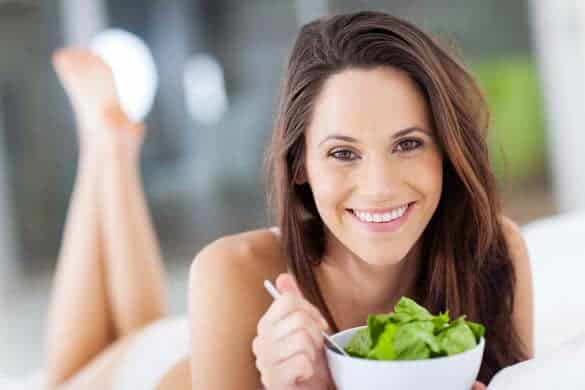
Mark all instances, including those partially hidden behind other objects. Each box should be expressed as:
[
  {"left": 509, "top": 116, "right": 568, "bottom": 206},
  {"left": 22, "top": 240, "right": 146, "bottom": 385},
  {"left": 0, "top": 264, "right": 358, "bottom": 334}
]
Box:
[{"left": 344, "top": 297, "right": 485, "bottom": 360}]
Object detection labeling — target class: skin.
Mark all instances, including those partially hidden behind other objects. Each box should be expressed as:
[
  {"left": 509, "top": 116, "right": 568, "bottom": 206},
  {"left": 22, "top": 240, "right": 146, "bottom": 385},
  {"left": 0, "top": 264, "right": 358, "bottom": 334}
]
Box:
[{"left": 300, "top": 66, "right": 444, "bottom": 329}]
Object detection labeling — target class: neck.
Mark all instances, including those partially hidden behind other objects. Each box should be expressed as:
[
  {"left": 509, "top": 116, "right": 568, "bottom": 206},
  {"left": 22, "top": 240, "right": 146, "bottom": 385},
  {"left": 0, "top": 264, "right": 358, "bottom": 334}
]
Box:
[{"left": 315, "top": 233, "right": 422, "bottom": 327}]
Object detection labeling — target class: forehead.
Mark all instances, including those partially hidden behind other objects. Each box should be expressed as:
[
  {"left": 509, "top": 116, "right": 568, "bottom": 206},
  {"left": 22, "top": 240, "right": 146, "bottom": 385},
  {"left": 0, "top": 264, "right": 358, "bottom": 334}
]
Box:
[{"left": 306, "top": 66, "right": 432, "bottom": 143}]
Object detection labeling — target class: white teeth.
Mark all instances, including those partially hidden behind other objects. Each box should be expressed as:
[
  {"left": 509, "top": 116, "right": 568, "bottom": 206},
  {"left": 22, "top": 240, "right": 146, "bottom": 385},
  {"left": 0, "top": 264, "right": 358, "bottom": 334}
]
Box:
[{"left": 353, "top": 205, "right": 408, "bottom": 223}]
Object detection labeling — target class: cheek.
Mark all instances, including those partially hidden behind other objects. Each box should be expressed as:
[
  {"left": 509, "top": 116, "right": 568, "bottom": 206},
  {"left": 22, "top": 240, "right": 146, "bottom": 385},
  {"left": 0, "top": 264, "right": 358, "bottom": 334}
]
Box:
[
  {"left": 305, "top": 156, "right": 352, "bottom": 220},
  {"left": 310, "top": 167, "right": 348, "bottom": 212},
  {"left": 409, "top": 152, "right": 443, "bottom": 204}
]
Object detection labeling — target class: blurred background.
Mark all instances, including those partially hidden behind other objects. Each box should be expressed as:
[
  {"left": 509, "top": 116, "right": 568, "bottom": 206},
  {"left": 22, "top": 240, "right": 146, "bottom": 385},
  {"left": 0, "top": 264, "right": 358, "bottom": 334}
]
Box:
[{"left": 1, "top": 0, "right": 584, "bottom": 379}]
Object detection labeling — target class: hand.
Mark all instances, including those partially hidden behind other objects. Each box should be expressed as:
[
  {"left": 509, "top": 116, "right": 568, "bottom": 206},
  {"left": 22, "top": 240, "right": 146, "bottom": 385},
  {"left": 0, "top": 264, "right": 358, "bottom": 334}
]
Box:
[
  {"left": 472, "top": 381, "right": 487, "bottom": 389},
  {"left": 253, "top": 273, "right": 333, "bottom": 390}
]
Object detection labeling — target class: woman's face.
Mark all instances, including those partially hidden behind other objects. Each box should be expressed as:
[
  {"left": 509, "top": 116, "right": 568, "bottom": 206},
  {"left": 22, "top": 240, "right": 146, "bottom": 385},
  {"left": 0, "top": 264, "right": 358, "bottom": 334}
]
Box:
[{"left": 302, "top": 66, "right": 443, "bottom": 265}]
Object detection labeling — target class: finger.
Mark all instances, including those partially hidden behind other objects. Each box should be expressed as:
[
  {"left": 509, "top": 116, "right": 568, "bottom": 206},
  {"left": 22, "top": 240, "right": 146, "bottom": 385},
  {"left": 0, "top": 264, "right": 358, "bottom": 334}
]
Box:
[
  {"left": 252, "top": 336, "right": 271, "bottom": 378},
  {"left": 276, "top": 273, "right": 302, "bottom": 296},
  {"left": 258, "top": 293, "right": 328, "bottom": 335},
  {"left": 274, "top": 273, "right": 330, "bottom": 330},
  {"left": 472, "top": 381, "right": 487, "bottom": 390},
  {"left": 271, "top": 310, "right": 324, "bottom": 352},
  {"left": 251, "top": 335, "right": 262, "bottom": 359},
  {"left": 272, "top": 328, "right": 318, "bottom": 365},
  {"left": 276, "top": 352, "right": 314, "bottom": 385},
  {"left": 252, "top": 338, "right": 268, "bottom": 381}
]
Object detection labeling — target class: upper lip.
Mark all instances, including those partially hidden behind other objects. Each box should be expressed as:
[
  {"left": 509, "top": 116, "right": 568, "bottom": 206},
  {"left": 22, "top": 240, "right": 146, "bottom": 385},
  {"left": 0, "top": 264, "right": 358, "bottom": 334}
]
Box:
[{"left": 349, "top": 202, "right": 413, "bottom": 214}]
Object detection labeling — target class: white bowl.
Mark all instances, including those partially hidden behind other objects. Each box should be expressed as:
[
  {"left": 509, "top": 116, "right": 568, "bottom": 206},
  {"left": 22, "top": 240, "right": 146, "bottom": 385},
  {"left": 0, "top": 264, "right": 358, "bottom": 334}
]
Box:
[{"left": 325, "top": 325, "right": 485, "bottom": 390}]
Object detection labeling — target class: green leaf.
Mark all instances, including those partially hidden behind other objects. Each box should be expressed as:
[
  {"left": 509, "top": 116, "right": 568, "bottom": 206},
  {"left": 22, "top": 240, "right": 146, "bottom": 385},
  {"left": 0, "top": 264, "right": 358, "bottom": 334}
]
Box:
[
  {"left": 432, "top": 311, "right": 450, "bottom": 333},
  {"left": 367, "top": 322, "right": 398, "bottom": 360},
  {"left": 343, "top": 297, "right": 485, "bottom": 361},
  {"left": 396, "top": 339, "right": 431, "bottom": 360},
  {"left": 466, "top": 320, "right": 486, "bottom": 343},
  {"left": 392, "top": 297, "right": 434, "bottom": 322},
  {"left": 367, "top": 313, "right": 392, "bottom": 346},
  {"left": 394, "top": 321, "right": 440, "bottom": 359},
  {"left": 437, "top": 319, "right": 477, "bottom": 356},
  {"left": 344, "top": 327, "right": 372, "bottom": 358}
]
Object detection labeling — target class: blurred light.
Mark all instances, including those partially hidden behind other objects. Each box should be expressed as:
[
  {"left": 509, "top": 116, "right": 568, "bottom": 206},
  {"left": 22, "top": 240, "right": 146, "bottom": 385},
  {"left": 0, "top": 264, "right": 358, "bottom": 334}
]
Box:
[
  {"left": 183, "top": 54, "right": 228, "bottom": 126},
  {"left": 90, "top": 29, "right": 158, "bottom": 122}
]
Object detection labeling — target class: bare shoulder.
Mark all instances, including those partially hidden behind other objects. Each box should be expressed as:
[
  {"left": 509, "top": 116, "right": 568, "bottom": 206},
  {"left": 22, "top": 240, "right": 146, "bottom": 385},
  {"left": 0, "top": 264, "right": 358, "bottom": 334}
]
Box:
[
  {"left": 500, "top": 216, "right": 527, "bottom": 254},
  {"left": 499, "top": 215, "right": 535, "bottom": 358},
  {"left": 187, "top": 228, "right": 286, "bottom": 388},
  {"left": 192, "top": 227, "right": 286, "bottom": 281}
]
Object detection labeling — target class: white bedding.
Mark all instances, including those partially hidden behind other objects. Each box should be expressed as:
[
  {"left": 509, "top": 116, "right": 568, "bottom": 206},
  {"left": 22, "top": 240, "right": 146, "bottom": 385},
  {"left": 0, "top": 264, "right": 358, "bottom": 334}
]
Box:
[
  {"left": 488, "top": 330, "right": 585, "bottom": 389},
  {"left": 3, "top": 215, "right": 583, "bottom": 389},
  {"left": 112, "top": 315, "right": 189, "bottom": 389},
  {"left": 521, "top": 211, "right": 585, "bottom": 356},
  {"left": 1, "top": 316, "right": 189, "bottom": 390}
]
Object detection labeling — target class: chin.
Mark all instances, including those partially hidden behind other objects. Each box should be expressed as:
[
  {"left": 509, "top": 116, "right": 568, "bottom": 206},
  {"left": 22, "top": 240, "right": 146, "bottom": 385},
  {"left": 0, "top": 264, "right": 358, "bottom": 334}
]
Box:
[{"left": 355, "top": 245, "right": 412, "bottom": 266}]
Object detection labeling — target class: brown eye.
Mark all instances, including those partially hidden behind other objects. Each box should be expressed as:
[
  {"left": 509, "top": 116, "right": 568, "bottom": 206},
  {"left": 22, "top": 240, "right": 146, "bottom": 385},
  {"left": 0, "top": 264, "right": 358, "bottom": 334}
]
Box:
[
  {"left": 330, "top": 149, "right": 357, "bottom": 161},
  {"left": 395, "top": 139, "right": 422, "bottom": 152}
]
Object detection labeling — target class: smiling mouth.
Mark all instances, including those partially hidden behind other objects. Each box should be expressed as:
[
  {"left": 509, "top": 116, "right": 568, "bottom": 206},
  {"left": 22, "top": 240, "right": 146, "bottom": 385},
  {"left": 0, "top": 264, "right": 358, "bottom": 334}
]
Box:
[{"left": 346, "top": 202, "right": 415, "bottom": 224}]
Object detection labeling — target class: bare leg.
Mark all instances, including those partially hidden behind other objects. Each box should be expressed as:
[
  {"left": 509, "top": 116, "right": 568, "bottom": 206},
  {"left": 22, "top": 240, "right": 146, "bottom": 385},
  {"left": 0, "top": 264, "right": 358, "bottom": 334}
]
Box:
[
  {"left": 44, "top": 48, "right": 167, "bottom": 386},
  {"left": 100, "top": 104, "right": 168, "bottom": 336},
  {"left": 45, "top": 49, "right": 116, "bottom": 386},
  {"left": 44, "top": 148, "right": 115, "bottom": 387}
]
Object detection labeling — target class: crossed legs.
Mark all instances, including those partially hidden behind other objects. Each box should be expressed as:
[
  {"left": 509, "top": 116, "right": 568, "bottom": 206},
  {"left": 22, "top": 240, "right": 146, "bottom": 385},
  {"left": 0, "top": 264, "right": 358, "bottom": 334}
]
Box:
[{"left": 44, "top": 48, "right": 168, "bottom": 388}]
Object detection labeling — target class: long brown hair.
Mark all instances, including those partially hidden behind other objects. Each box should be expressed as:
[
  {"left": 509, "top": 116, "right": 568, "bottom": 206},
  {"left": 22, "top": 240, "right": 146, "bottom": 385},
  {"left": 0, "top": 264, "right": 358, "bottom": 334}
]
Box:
[{"left": 264, "top": 11, "right": 528, "bottom": 384}]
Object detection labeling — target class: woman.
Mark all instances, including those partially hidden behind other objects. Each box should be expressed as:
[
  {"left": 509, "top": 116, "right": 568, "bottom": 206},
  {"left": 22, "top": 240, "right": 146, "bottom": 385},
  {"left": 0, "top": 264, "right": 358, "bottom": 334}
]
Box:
[
  {"left": 44, "top": 10, "right": 533, "bottom": 390},
  {"left": 193, "top": 10, "right": 533, "bottom": 389}
]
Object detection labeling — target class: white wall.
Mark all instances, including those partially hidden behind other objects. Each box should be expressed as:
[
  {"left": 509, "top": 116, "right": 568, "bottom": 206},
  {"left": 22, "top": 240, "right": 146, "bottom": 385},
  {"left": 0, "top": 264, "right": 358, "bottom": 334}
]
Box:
[{"left": 529, "top": 0, "right": 585, "bottom": 212}]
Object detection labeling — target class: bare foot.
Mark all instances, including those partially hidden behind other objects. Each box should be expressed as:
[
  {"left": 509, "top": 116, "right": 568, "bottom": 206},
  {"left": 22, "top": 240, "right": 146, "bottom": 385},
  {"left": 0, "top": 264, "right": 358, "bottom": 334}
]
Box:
[{"left": 52, "top": 47, "right": 143, "bottom": 152}]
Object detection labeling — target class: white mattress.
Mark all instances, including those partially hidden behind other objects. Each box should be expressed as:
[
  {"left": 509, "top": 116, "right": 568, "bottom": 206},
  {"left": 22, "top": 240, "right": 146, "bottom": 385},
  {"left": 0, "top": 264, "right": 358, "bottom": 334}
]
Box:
[
  {"left": 1, "top": 316, "right": 190, "bottom": 390},
  {"left": 521, "top": 211, "right": 585, "bottom": 356},
  {"left": 0, "top": 371, "right": 44, "bottom": 389},
  {"left": 112, "top": 315, "right": 189, "bottom": 389}
]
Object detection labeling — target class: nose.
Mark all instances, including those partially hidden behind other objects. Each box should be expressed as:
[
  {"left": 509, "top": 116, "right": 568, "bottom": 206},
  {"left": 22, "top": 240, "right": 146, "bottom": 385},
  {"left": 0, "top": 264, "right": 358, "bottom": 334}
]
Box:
[{"left": 358, "top": 154, "right": 402, "bottom": 201}]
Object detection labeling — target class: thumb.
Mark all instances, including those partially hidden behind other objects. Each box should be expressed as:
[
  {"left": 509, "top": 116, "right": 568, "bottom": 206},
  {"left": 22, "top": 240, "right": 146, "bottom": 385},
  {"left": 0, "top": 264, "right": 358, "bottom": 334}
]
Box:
[{"left": 276, "top": 273, "right": 303, "bottom": 296}]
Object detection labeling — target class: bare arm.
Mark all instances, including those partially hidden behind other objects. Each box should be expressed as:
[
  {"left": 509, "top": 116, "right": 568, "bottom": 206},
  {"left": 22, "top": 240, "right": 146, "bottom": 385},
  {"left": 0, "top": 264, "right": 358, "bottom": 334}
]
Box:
[
  {"left": 502, "top": 216, "right": 535, "bottom": 358},
  {"left": 188, "top": 237, "right": 268, "bottom": 389}
]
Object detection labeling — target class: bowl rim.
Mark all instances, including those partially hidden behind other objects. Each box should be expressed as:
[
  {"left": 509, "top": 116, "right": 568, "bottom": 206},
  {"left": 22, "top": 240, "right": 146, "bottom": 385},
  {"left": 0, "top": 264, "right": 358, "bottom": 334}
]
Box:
[{"left": 326, "top": 325, "right": 485, "bottom": 363}]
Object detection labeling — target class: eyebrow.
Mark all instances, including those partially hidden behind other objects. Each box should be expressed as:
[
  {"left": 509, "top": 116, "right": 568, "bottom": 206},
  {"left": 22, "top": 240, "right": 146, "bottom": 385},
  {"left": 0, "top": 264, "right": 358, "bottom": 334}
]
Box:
[{"left": 317, "top": 126, "right": 431, "bottom": 147}]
